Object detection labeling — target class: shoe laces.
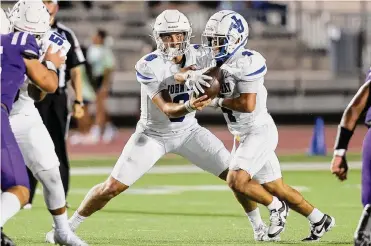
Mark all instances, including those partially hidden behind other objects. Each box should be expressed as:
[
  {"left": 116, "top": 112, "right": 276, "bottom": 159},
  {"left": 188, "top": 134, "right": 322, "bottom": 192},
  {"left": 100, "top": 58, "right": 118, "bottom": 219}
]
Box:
[
  {"left": 309, "top": 221, "right": 316, "bottom": 231},
  {"left": 255, "top": 224, "right": 266, "bottom": 233},
  {"left": 359, "top": 231, "right": 371, "bottom": 244},
  {"left": 270, "top": 210, "right": 281, "bottom": 225}
]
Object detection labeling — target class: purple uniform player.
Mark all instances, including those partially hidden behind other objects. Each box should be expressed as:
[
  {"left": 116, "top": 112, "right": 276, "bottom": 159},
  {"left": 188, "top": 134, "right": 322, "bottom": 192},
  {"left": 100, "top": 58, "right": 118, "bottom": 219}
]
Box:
[
  {"left": 331, "top": 68, "right": 371, "bottom": 246},
  {"left": 363, "top": 70, "right": 371, "bottom": 208},
  {"left": 0, "top": 1, "right": 64, "bottom": 244},
  {"left": 1, "top": 31, "right": 40, "bottom": 192}
]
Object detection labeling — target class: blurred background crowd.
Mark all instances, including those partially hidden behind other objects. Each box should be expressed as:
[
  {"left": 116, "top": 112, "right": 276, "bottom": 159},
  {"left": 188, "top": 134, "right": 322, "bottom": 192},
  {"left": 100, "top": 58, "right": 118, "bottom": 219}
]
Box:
[{"left": 2, "top": 0, "right": 370, "bottom": 145}]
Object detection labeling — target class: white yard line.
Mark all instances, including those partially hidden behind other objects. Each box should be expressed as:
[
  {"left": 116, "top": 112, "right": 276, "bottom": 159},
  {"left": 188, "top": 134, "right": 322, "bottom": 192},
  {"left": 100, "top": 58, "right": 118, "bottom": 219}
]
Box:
[{"left": 70, "top": 162, "right": 362, "bottom": 176}]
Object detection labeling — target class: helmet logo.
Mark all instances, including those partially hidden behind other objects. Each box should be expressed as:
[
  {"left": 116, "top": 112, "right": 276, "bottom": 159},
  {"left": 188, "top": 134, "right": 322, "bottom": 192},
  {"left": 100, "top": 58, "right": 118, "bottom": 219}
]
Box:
[{"left": 231, "top": 15, "right": 244, "bottom": 33}]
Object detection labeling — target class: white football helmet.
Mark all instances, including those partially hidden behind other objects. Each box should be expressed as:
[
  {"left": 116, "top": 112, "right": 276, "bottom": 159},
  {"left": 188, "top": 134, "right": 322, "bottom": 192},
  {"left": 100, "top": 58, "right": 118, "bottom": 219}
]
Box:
[
  {"left": 202, "top": 10, "right": 249, "bottom": 61},
  {"left": 0, "top": 8, "right": 12, "bottom": 34},
  {"left": 9, "top": 0, "right": 50, "bottom": 39},
  {"left": 152, "top": 9, "right": 192, "bottom": 60}
]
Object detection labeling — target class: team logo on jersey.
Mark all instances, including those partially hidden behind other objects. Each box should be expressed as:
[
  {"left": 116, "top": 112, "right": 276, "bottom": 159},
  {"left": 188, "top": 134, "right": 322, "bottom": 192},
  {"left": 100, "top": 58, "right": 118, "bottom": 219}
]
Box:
[{"left": 220, "top": 82, "right": 232, "bottom": 94}]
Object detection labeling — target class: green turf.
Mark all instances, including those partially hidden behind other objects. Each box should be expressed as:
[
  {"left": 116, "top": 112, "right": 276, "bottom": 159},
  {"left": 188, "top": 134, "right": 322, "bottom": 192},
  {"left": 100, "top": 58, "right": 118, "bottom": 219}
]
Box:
[
  {"left": 4, "top": 169, "right": 362, "bottom": 246},
  {"left": 70, "top": 153, "right": 363, "bottom": 167}
]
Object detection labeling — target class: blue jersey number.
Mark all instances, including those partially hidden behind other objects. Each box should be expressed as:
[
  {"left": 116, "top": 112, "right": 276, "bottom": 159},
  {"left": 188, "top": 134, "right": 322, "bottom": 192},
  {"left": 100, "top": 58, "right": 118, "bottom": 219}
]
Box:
[
  {"left": 49, "top": 33, "right": 65, "bottom": 46},
  {"left": 170, "top": 93, "right": 190, "bottom": 122}
]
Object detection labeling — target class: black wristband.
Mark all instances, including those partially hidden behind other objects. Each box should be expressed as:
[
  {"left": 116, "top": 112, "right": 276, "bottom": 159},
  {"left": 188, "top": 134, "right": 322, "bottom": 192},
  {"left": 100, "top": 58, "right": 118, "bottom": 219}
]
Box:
[
  {"left": 334, "top": 126, "right": 354, "bottom": 150},
  {"left": 74, "top": 100, "right": 84, "bottom": 106}
]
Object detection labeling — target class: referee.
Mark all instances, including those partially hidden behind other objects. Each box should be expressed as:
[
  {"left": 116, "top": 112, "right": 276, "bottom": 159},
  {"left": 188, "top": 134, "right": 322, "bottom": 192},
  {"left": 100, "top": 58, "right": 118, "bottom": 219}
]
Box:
[{"left": 26, "top": 0, "right": 85, "bottom": 206}]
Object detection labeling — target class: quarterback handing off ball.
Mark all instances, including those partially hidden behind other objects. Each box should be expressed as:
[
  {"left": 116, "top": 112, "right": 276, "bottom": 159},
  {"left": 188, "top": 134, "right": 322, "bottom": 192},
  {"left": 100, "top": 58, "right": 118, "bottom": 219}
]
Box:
[{"left": 198, "top": 67, "right": 224, "bottom": 99}]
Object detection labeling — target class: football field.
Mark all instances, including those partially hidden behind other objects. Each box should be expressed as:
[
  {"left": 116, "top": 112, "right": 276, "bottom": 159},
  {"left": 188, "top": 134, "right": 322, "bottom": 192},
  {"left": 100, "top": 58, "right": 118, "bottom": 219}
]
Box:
[{"left": 5, "top": 155, "right": 363, "bottom": 246}]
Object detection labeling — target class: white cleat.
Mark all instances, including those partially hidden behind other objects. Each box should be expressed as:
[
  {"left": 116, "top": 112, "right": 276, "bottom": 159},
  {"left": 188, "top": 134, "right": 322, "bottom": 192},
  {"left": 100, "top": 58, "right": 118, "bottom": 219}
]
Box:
[
  {"left": 45, "top": 229, "right": 55, "bottom": 244},
  {"left": 102, "top": 124, "right": 117, "bottom": 144},
  {"left": 302, "top": 214, "right": 336, "bottom": 241},
  {"left": 53, "top": 230, "right": 88, "bottom": 246},
  {"left": 23, "top": 203, "right": 32, "bottom": 210},
  {"left": 253, "top": 223, "right": 269, "bottom": 241},
  {"left": 267, "top": 200, "right": 289, "bottom": 241}
]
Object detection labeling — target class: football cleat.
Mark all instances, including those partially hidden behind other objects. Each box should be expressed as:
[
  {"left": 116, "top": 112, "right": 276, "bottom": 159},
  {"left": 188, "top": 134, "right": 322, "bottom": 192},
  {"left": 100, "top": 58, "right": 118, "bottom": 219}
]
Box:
[
  {"left": 267, "top": 200, "right": 289, "bottom": 241},
  {"left": 354, "top": 232, "right": 371, "bottom": 246},
  {"left": 52, "top": 229, "right": 88, "bottom": 246},
  {"left": 302, "top": 214, "right": 335, "bottom": 241},
  {"left": 1, "top": 228, "right": 16, "bottom": 246},
  {"left": 23, "top": 203, "right": 32, "bottom": 210},
  {"left": 354, "top": 204, "right": 371, "bottom": 246},
  {"left": 45, "top": 229, "right": 55, "bottom": 244}
]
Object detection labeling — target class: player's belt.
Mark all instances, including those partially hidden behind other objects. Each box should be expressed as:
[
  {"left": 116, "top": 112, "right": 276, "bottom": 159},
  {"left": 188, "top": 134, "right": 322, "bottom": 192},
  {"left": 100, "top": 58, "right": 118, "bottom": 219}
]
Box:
[{"left": 1, "top": 103, "right": 9, "bottom": 114}]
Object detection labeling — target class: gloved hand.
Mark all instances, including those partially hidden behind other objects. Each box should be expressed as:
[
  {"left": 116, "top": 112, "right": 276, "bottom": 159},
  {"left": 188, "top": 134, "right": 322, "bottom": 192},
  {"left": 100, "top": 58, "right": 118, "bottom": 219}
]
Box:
[{"left": 184, "top": 70, "right": 212, "bottom": 97}]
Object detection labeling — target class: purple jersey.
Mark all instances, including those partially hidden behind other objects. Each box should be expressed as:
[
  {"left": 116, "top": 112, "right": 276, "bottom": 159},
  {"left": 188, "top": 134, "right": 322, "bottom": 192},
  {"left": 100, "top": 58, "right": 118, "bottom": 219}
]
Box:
[
  {"left": 1, "top": 32, "right": 39, "bottom": 112},
  {"left": 365, "top": 68, "right": 371, "bottom": 127}
]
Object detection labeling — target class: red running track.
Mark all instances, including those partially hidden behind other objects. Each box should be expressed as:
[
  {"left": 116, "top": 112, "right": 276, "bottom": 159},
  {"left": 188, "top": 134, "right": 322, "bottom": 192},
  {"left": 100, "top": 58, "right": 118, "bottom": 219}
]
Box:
[{"left": 67, "top": 125, "right": 368, "bottom": 158}]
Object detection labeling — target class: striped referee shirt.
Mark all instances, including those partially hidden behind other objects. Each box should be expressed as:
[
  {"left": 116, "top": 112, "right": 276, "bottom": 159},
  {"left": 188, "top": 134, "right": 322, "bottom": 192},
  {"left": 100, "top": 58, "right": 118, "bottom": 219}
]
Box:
[{"left": 50, "top": 20, "right": 85, "bottom": 88}]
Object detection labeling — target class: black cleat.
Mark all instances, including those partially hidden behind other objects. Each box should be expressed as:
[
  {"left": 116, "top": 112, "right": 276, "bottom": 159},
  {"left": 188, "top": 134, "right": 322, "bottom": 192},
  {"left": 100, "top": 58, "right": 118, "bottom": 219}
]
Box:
[
  {"left": 302, "top": 214, "right": 335, "bottom": 241},
  {"left": 354, "top": 232, "right": 371, "bottom": 246},
  {"left": 354, "top": 204, "right": 371, "bottom": 246},
  {"left": 1, "top": 228, "right": 16, "bottom": 246}
]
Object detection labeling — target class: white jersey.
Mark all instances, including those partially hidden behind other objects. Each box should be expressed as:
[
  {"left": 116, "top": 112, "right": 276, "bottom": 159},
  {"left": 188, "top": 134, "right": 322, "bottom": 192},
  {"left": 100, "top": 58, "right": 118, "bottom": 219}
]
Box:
[
  {"left": 0, "top": 8, "right": 11, "bottom": 34},
  {"left": 10, "top": 79, "right": 35, "bottom": 115},
  {"left": 135, "top": 44, "right": 213, "bottom": 133},
  {"left": 10, "top": 30, "right": 71, "bottom": 116},
  {"left": 219, "top": 48, "right": 271, "bottom": 136}
]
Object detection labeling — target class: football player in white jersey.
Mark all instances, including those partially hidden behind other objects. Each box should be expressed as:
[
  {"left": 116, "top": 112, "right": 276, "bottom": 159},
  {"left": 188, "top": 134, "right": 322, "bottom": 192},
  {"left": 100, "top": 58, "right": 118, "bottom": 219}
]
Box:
[
  {"left": 46, "top": 9, "right": 289, "bottom": 243},
  {"left": 0, "top": 8, "right": 12, "bottom": 34},
  {"left": 202, "top": 10, "right": 335, "bottom": 241},
  {"left": 6, "top": 1, "right": 87, "bottom": 245}
]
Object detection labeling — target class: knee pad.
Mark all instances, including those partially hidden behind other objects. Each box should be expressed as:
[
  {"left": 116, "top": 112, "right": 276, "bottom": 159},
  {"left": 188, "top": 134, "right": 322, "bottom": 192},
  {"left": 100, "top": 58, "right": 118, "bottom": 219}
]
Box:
[{"left": 34, "top": 167, "right": 65, "bottom": 210}]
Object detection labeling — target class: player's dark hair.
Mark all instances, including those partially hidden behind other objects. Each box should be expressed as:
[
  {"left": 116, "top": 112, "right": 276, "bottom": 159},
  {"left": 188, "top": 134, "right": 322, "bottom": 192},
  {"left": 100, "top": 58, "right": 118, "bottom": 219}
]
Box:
[{"left": 97, "top": 29, "right": 107, "bottom": 41}]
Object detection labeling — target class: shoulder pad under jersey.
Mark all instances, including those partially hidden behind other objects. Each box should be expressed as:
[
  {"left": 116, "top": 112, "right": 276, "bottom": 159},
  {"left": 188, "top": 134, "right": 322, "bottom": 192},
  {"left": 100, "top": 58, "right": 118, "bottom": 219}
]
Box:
[
  {"left": 135, "top": 52, "right": 161, "bottom": 84},
  {"left": 239, "top": 50, "right": 267, "bottom": 81}
]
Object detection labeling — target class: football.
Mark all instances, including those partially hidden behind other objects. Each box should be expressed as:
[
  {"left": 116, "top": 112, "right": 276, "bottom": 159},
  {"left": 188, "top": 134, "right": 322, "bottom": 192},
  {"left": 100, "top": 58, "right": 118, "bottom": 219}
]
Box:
[{"left": 198, "top": 67, "right": 224, "bottom": 99}]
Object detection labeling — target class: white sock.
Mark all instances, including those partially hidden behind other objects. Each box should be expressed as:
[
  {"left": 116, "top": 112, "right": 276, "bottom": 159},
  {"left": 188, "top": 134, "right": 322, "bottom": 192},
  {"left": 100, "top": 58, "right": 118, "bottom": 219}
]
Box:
[
  {"left": 104, "top": 122, "right": 115, "bottom": 131},
  {"left": 307, "top": 208, "right": 325, "bottom": 224},
  {"left": 246, "top": 207, "right": 264, "bottom": 229},
  {"left": 267, "top": 196, "right": 282, "bottom": 211},
  {"left": 53, "top": 211, "right": 70, "bottom": 231},
  {"left": 90, "top": 125, "right": 101, "bottom": 135},
  {"left": 68, "top": 211, "right": 86, "bottom": 231},
  {"left": 1, "top": 192, "right": 21, "bottom": 227}
]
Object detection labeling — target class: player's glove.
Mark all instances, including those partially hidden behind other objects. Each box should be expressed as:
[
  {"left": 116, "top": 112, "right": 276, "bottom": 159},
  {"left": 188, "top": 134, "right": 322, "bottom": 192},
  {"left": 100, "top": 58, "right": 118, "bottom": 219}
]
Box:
[{"left": 183, "top": 70, "right": 212, "bottom": 97}]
